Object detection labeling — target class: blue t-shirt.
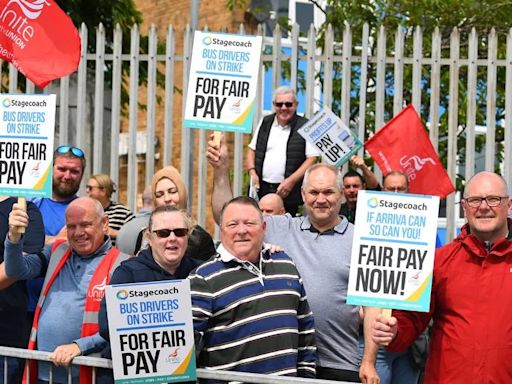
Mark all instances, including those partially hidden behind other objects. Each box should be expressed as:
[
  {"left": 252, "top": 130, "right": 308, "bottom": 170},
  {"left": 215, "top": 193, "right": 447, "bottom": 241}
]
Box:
[{"left": 31, "top": 196, "right": 77, "bottom": 236}]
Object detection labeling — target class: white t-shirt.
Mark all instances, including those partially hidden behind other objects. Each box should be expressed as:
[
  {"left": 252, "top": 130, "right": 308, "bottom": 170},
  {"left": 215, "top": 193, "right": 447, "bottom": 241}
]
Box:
[{"left": 249, "top": 115, "right": 319, "bottom": 183}]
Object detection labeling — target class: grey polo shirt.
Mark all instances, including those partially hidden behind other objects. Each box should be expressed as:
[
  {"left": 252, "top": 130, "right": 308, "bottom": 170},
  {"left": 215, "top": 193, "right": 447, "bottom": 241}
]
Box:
[{"left": 264, "top": 214, "right": 359, "bottom": 372}]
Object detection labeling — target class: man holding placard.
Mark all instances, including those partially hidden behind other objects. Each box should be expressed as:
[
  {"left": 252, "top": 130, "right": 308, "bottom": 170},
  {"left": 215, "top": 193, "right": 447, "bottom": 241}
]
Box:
[
  {"left": 340, "top": 156, "right": 380, "bottom": 224},
  {"left": 4, "top": 197, "right": 129, "bottom": 383},
  {"left": 208, "top": 137, "right": 367, "bottom": 382},
  {"left": 372, "top": 171, "right": 512, "bottom": 383},
  {"left": 246, "top": 86, "right": 319, "bottom": 216}
]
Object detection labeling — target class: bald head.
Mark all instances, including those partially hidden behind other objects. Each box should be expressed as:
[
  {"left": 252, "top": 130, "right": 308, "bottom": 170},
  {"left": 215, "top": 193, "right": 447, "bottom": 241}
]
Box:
[
  {"left": 65, "top": 197, "right": 108, "bottom": 255},
  {"left": 141, "top": 184, "right": 154, "bottom": 211},
  {"left": 462, "top": 171, "right": 511, "bottom": 243},
  {"left": 464, "top": 171, "right": 508, "bottom": 198},
  {"left": 258, "top": 193, "right": 286, "bottom": 216}
]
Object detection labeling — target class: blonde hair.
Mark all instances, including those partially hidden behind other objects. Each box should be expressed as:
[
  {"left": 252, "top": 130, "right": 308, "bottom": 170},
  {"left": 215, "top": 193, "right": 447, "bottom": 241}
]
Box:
[{"left": 90, "top": 174, "right": 116, "bottom": 197}]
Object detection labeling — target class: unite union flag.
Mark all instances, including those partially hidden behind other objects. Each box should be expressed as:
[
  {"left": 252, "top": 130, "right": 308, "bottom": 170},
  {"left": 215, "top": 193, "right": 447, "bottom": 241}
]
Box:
[
  {"left": 365, "top": 105, "right": 455, "bottom": 198},
  {"left": 0, "top": 0, "right": 80, "bottom": 88}
]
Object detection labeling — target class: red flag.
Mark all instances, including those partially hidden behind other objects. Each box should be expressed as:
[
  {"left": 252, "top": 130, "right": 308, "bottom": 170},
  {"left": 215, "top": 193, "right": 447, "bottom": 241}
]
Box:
[
  {"left": 0, "top": 0, "right": 80, "bottom": 88},
  {"left": 365, "top": 105, "right": 455, "bottom": 198}
]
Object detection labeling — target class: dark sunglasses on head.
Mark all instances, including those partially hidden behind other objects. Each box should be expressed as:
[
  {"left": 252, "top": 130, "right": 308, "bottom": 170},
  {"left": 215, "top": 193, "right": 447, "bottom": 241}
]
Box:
[
  {"left": 152, "top": 228, "right": 189, "bottom": 238},
  {"left": 55, "top": 145, "right": 85, "bottom": 158},
  {"left": 274, "top": 101, "right": 294, "bottom": 108}
]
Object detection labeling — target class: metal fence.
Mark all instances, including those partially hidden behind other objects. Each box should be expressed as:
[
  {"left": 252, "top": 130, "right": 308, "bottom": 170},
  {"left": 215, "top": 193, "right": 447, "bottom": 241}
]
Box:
[
  {"left": 3, "top": 22, "right": 512, "bottom": 239},
  {"left": 0, "top": 346, "right": 347, "bottom": 384}
]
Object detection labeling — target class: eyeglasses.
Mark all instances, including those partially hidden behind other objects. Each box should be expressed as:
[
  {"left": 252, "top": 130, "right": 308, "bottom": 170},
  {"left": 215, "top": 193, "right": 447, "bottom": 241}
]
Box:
[
  {"left": 86, "top": 185, "right": 103, "bottom": 191},
  {"left": 55, "top": 145, "right": 85, "bottom": 158},
  {"left": 383, "top": 186, "right": 408, "bottom": 193},
  {"left": 463, "top": 195, "right": 509, "bottom": 208},
  {"left": 273, "top": 101, "right": 294, "bottom": 108},
  {"left": 151, "top": 228, "right": 189, "bottom": 238}
]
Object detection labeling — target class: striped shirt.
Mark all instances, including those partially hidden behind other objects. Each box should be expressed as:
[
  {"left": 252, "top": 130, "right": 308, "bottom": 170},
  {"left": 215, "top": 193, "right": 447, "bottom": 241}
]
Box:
[
  {"left": 189, "top": 244, "right": 316, "bottom": 380},
  {"left": 105, "top": 202, "right": 134, "bottom": 245}
]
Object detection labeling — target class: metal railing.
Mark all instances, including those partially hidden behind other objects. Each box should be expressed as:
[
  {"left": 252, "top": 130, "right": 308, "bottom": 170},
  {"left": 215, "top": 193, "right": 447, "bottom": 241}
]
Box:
[
  {"left": 5, "top": 22, "right": 512, "bottom": 238},
  {"left": 0, "top": 346, "right": 350, "bottom": 383}
]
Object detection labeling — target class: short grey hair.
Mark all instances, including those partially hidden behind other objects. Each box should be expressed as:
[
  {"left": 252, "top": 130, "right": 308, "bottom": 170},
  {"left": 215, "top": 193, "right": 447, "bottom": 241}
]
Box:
[
  {"left": 303, "top": 163, "right": 343, "bottom": 191},
  {"left": 273, "top": 86, "right": 297, "bottom": 103}
]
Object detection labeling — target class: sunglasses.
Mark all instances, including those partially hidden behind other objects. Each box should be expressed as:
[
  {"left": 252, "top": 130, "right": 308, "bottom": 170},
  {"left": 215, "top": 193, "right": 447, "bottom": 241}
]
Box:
[
  {"left": 86, "top": 185, "right": 103, "bottom": 191},
  {"left": 55, "top": 145, "right": 85, "bottom": 158},
  {"left": 152, "top": 228, "right": 189, "bottom": 238},
  {"left": 274, "top": 102, "right": 294, "bottom": 108}
]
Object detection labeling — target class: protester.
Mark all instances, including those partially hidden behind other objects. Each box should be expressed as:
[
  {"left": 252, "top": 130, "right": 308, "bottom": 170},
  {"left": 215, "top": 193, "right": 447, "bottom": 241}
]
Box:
[
  {"left": 258, "top": 192, "right": 286, "bottom": 215},
  {"left": 86, "top": 173, "right": 135, "bottom": 245},
  {"left": 138, "top": 184, "right": 154, "bottom": 214},
  {"left": 0, "top": 197, "right": 44, "bottom": 384},
  {"left": 372, "top": 171, "right": 512, "bottom": 383},
  {"left": 97, "top": 206, "right": 201, "bottom": 383},
  {"left": 246, "top": 86, "right": 319, "bottom": 216},
  {"left": 3, "top": 197, "right": 130, "bottom": 383},
  {"left": 207, "top": 135, "right": 376, "bottom": 382},
  {"left": 340, "top": 155, "right": 380, "bottom": 223},
  {"left": 116, "top": 166, "right": 215, "bottom": 261},
  {"left": 32, "top": 145, "right": 86, "bottom": 244},
  {"left": 190, "top": 196, "right": 316, "bottom": 380},
  {"left": 26, "top": 145, "right": 87, "bottom": 354}
]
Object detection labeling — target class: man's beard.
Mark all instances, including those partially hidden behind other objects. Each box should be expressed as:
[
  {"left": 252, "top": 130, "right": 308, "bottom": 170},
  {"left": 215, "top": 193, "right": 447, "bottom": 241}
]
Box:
[{"left": 53, "top": 180, "right": 80, "bottom": 199}]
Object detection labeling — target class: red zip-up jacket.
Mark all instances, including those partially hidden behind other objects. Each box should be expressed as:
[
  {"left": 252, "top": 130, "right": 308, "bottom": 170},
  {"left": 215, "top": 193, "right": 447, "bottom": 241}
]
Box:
[{"left": 388, "top": 220, "right": 512, "bottom": 383}]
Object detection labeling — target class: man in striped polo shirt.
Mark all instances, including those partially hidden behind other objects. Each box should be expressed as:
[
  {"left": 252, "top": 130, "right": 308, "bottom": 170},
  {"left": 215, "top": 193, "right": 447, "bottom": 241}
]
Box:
[{"left": 190, "top": 196, "right": 316, "bottom": 379}]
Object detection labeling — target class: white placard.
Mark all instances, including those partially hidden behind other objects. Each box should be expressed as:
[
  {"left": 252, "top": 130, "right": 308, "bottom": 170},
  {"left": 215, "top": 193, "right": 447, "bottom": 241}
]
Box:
[
  {"left": 106, "top": 280, "right": 196, "bottom": 383},
  {"left": 0, "top": 94, "right": 56, "bottom": 198},
  {"left": 184, "top": 31, "right": 262, "bottom": 133},
  {"left": 298, "top": 107, "right": 362, "bottom": 166},
  {"left": 347, "top": 190, "right": 440, "bottom": 312}
]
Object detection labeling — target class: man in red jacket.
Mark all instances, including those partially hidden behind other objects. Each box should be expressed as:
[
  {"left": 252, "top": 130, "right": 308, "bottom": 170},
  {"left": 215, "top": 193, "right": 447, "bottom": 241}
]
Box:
[{"left": 372, "top": 171, "right": 512, "bottom": 383}]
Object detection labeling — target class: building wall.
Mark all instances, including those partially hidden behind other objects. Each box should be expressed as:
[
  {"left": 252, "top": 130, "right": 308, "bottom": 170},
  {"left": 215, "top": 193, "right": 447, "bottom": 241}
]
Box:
[{"left": 126, "top": 0, "right": 252, "bottom": 232}]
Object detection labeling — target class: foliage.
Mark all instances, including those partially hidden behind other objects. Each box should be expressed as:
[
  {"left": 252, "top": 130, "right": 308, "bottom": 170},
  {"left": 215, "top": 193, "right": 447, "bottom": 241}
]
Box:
[
  {"left": 311, "top": 0, "right": 512, "bottom": 183},
  {"left": 55, "top": 0, "right": 151, "bottom": 112}
]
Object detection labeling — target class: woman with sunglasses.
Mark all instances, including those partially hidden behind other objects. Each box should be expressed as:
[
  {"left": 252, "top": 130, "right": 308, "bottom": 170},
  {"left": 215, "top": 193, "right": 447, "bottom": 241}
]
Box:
[
  {"left": 97, "top": 205, "right": 200, "bottom": 383},
  {"left": 116, "top": 166, "right": 216, "bottom": 261}
]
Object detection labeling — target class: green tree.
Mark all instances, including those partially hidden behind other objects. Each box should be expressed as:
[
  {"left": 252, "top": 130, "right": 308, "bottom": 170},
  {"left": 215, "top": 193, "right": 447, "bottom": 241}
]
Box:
[
  {"left": 56, "top": 0, "right": 165, "bottom": 112},
  {"left": 313, "top": 0, "right": 512, "bottom": 186}
]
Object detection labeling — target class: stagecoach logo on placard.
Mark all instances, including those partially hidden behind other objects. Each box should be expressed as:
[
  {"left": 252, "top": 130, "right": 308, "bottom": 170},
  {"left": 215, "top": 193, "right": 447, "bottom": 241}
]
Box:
[
  {"left": 116, "top": 289, "right": 129, "bottom": 300},
  {"left": 367, "top": 197, "right": 379, "bottom": 209}
]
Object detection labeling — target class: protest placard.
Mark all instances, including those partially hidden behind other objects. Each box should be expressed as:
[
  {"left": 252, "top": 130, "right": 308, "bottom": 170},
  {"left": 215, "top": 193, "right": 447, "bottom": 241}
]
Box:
[
  {"left": 347, "top": 190, "right": 440, "bottom": 312},
  {"left": 0, "top": 94, "right": 56, "bottom": 198},
  {"left": 184, "top": 31, "right": 262, "bottom": 133},
  {"left": 105, "top": 280, "right": 196, "bottom": 384},
  {"left": 298, "top": 107, "right": 362, "bottom": 167}
]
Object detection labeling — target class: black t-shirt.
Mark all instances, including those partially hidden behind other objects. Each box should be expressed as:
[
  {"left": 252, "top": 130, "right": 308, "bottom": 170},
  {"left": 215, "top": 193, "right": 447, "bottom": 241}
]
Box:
[{"left": 0, "top": 197, "right": 45, "bottom": 347}]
